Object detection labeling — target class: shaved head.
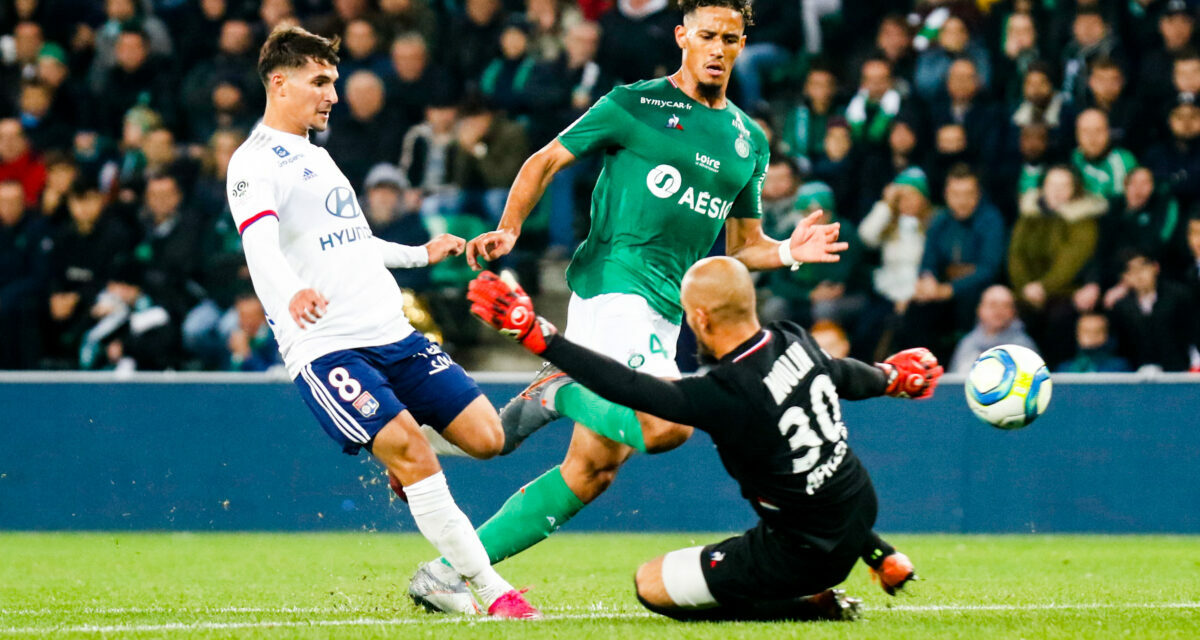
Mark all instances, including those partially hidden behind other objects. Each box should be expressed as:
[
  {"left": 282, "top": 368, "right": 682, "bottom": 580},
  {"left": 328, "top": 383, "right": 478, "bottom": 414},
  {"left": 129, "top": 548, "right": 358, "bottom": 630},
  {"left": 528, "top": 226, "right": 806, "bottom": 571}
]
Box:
[
  {"left": 682, "top": 257, "right": 760, "bottom": 360},
  {"left": 682, "top": 256, "right": 756, "bottom": 324}
]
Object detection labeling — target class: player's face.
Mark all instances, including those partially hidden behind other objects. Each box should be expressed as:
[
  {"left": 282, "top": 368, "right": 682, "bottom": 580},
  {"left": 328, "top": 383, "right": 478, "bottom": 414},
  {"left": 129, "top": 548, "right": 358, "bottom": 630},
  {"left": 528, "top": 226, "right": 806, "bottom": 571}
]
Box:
[
  {"left": 277, "top": 59, "right": 339, "bottom": 132},
  {"left": 675, "top": 8, "right": 746, "bottom": 92}
]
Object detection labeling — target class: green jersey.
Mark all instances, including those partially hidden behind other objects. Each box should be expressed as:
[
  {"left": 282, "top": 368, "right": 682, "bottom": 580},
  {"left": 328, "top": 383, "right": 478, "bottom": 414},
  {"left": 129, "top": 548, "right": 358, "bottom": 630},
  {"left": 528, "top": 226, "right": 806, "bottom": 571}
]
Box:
[{"left": 557, "top": 77, "right": 769, "bottom": 323}]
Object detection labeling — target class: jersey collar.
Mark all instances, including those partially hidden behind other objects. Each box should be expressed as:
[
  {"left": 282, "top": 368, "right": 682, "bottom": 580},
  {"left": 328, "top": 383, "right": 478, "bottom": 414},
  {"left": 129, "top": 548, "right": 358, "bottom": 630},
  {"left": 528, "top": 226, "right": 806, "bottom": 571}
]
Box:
[{"left": 725, "top": 330, "right": 772, "bottom": 364}]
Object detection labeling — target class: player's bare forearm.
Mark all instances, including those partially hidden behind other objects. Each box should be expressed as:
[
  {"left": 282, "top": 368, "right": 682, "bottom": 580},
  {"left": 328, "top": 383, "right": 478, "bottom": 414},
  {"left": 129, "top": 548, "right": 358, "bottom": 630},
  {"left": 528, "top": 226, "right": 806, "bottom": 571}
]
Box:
[
  {"left": 467, "top": 141, "right": 578, "bottom": 269},
  {"left": 724, "top": 218, "right": 790, "bottom": 270},
  {"left": 496, "top": 140, "right": 577, "bottom": 235}
]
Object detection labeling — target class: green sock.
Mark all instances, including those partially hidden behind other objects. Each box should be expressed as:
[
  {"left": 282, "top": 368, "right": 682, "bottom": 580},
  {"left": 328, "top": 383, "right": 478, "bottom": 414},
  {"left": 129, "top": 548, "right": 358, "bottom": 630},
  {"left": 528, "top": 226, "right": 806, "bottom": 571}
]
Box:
[
  {"left": 555, "top": 382, "right": 646, "bottom": 452},
  {"left": 445, "top": 466, "right": 585, "bottom": 566}
]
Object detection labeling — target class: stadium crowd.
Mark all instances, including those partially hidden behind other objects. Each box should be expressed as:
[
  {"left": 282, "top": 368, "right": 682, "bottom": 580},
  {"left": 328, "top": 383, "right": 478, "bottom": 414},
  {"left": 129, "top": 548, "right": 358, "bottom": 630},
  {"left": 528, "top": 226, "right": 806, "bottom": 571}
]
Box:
[{"left": 1, "top": 0, "right": 1199, "bottom": 374}]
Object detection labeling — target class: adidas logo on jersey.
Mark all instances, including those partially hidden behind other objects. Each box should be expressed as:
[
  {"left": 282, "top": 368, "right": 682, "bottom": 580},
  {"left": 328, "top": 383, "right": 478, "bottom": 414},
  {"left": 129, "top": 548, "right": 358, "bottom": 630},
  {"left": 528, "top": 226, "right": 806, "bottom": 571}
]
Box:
[{"left": 302, "top": 168, "right": 317, "bottom": 181}]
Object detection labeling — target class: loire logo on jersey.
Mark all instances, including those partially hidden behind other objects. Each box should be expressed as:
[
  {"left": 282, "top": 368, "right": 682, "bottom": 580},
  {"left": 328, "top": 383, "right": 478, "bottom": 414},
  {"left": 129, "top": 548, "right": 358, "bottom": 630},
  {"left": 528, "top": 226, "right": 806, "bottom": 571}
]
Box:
[
  {"left": 695, "top": 153, "right": 720, "bottom": 173},
  {"left": 646, "top": 164, "right": 682, "bottom": 198},
  {"left": 325, "top": 187, "right": 361, "bottom": 219}
]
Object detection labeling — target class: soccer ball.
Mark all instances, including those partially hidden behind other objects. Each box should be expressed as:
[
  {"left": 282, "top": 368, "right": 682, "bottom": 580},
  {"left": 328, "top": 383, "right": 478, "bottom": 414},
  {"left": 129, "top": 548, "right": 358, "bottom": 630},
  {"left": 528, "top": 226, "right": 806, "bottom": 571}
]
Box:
[{"left": 965, "top": 345, "right": 1052, "bottom": 429}]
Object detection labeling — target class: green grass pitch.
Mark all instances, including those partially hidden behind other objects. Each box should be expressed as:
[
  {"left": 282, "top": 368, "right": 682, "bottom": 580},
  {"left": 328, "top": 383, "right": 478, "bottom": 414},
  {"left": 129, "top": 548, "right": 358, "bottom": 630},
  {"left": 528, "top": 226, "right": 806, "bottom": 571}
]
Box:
[{"left": 2, "top": 532, "right": 1198, "bottom": 638}]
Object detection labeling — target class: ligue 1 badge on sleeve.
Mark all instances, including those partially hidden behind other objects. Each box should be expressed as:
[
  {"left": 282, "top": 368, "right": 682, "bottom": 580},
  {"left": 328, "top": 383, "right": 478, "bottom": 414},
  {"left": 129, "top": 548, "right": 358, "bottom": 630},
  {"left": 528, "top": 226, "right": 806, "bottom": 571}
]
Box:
[{"left": 735, "top": 137, "right": 750, "bottom": 158}]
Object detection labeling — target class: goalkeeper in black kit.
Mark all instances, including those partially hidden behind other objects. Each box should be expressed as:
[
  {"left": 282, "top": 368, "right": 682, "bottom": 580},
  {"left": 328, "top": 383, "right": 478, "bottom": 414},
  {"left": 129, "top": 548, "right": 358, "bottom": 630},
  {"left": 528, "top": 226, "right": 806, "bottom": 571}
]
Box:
[{"left": 467, "top": 257, "right": 943, "bottom": 622}]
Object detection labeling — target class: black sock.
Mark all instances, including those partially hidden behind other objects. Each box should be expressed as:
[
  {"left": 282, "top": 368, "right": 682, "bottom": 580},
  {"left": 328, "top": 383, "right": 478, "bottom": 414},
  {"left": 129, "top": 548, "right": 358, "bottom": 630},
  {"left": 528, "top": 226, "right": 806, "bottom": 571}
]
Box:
[{"left": 862, "top": 530, "right": 897, "bottom": 569}]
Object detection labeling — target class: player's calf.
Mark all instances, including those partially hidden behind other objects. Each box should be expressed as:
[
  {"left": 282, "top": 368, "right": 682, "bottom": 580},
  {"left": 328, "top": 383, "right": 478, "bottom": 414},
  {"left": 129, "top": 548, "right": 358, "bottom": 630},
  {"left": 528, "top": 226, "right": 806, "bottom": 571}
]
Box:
[{"left": 559, "top": 425, "right": 632, "bottom": 503}]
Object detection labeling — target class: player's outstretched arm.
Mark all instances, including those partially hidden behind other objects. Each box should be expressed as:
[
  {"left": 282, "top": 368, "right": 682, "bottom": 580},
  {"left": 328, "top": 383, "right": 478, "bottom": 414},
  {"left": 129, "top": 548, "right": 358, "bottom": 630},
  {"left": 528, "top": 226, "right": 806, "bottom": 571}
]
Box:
[
  {"left": 725, "top": 213, "right": 849, "bottom": 271},
  {"left": 465, "top": 140, "right": 577, "bottom": 270},
  {"left": 467, "top": 272, "right": 731, "bottom": 427}
]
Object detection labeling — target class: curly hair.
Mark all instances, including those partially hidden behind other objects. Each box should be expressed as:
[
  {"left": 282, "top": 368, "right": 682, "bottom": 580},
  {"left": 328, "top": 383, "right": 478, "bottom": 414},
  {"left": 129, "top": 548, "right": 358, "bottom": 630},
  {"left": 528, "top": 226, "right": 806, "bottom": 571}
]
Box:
[{"left": 677, "top": 0, "right": 754, "bottom": 27}]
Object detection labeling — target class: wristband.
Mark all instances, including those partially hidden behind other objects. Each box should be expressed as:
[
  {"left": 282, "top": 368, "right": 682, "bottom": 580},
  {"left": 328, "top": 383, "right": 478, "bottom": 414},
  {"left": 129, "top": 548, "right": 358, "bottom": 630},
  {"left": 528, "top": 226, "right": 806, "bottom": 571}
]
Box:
[{"left": 778, "top": 241, "right": 801, "bottom": 271}]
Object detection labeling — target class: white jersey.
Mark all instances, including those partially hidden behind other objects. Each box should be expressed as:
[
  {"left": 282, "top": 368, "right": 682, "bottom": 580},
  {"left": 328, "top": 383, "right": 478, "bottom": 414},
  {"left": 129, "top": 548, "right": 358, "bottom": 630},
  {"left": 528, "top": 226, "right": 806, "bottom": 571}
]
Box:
[{"left": 227, "top": 123, "right": 415, "bottom": 378}]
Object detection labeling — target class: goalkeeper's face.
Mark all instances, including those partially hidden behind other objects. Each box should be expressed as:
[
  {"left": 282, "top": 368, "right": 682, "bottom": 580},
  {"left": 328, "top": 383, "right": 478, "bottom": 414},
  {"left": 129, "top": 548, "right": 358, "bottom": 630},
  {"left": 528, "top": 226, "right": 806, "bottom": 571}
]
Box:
[
  {"left": 277, "top": 59, "right": 340, "bottom": 132},
  {"left": 675, "top": 8, "right": 746, "bottom": 95}
]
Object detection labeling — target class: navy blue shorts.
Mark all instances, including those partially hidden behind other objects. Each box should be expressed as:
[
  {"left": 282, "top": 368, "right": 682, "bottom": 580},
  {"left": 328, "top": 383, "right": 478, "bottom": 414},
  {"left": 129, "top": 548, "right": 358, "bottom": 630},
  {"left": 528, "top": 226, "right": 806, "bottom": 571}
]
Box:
[{"left": 293, "top": 333, "right": 483, "bottom": 455}]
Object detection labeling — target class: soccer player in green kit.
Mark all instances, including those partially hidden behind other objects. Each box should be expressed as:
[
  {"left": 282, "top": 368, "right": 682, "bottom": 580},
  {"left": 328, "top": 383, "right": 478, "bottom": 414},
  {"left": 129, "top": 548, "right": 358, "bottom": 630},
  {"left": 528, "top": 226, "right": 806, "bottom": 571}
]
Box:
[{"left": 407, "top": 0, "right": 913, "bottom": 614}]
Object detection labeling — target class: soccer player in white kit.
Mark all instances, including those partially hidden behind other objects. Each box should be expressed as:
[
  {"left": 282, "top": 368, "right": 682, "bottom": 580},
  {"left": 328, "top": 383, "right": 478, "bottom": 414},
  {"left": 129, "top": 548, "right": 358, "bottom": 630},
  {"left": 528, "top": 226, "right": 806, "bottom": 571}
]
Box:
[{"left": 226, "top": 25, "right": 538, "bottom": 619}]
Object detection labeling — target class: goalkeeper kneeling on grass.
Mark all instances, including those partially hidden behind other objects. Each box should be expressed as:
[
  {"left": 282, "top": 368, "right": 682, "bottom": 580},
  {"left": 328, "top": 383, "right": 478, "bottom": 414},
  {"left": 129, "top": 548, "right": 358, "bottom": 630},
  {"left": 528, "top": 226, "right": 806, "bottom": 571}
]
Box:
[{"left": 467, "top": 257, "right": 942, "bottom": 622}]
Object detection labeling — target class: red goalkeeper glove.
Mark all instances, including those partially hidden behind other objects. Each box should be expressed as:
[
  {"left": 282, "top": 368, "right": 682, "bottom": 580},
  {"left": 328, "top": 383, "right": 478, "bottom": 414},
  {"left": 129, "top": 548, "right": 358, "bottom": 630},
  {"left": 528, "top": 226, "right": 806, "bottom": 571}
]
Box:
[
  {"left": 877, "top": 347, "right": 943, "bottom": 399},
  {"left": 467, "top": 271, "right": 557, "bottom": 355}
]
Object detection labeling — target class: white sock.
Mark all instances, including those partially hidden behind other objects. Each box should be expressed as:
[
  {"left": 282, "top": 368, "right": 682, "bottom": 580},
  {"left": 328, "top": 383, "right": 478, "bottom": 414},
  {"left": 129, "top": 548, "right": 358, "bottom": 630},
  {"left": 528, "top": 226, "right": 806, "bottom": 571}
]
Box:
[
  {"left": 405, "top": 472, "right": 514, "bottom": 606},
  {"left": 420, "top": 425, "right": 470, "bottom": 457}
]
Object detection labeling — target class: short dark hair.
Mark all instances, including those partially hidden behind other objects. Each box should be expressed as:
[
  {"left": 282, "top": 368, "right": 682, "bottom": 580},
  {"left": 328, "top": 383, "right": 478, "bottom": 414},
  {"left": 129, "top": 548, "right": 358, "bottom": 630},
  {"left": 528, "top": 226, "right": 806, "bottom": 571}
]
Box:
[
  {"left": 946, "top": 163, "right": 978, "bottom": 184},
  {"left": 678, "top": 0, "right": 754, "bottom": 27},
  {"left": 258, "top": 25, "right": 341, "bottom": 87},
  {"left": 1089, "top": 56, "right": 1122, "bottom": 75}
]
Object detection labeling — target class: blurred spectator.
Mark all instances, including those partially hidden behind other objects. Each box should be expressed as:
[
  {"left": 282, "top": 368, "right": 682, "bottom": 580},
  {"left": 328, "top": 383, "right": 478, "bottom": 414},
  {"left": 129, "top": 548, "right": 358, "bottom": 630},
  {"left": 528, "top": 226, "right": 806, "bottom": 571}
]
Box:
[
  {"left": 1061, "top": 9, "right": 1125, "bottom": 106},
  {"left": 78, "top": 259, "right": 177, "bottom": 371},
  {"left": 1138, "top": 1, "right": 1195, "bottom": 110},
  {"left": 730, "top": 0, "right": 801, "bottom": 108},
  {"left": 173, "top": 0, "right": 230, "bottom": 73},
  {"left": 930, "top": 58, "right": 998, "bottom": 166},
  {"left": 479, "top": 17, "right": 537, "bottom": 119},
  {"left": 135, "top": 174, "right": 201, "bottom": 321},
  {"left": 1011, "top": 62, "right": 1066, "bottom": 145},
  {"left": 1081, "top": 167, "right": 1186, "bottom": 312},
  {"left": 140, "top": 128, "right": 199, "bottom": 196},
  {"left": 1109, "top": 248, "right": 1196, "bottom": 372},
  {"left": 45, "top": 178, "right": 134, "bottom": 365},
  {"left": 399, "top": 89, "right": 458, "bottom": 217},
  {"left": 858, "top": 167, "right": 933, "bottom": 357},
  {"left": 1145, "top": 100, "right": 1200, "bottom": 210},
  {"left": 1171, "top": 48, "right": 1200, "bottom": 106},
  {"left": 1185, "top": 211, "right": 1200, "bottom": 370},
  {"left": 759, "top": 179, "right": 868, "bottom": 332},
  {"left": 525, "top": 21, "right": 611, "bottom": 146},
  {"left": 338, "top": 18, "right": 393, "bottom": 93},
  {"left": 913, "top": 16, "right": 991, "bottom": 104},
  {"left": 0, "top": 118, "right": 46, "bottom": 207},
  {"left": 258, "top": 0, "right": 299, "bottom": 36},
  {"left": 1010, "top": 165, "right": 1107, "bottom": 367},
  {"left": 857, "top": 117, "right": 921, "bottom": 218},
  {"left": 225, "top": 292, "right": 282, "bottom": 372},
  {"left": 385, "top": 33, "right": 448, "bottom": 134},
  {"left": 0, "top": 21, "right": 45, "bottom": 115},
  {"left": 1069, "top": 57, "right": 1143, "bottom": 153},
  {"left": 948, "top": 285, "right": 1038, "bottom": 374},
  {"left": 38, "top": 154, "right": 78, "bottom": 223},
  {"left": 1057, "top": 312, "right": 1131, "bottom": 373},
  {"left": 321, "top": 70, "right": 404, "bottom": 191},
  {"left": 94, "top": 28, "right": 177, "bottom": 138},
  {"left": 89, "top": 0, "right": 175, "bottom": 94},
  {"left": 35, "top": 43, "right": 85, "bottom": 134},
  {"left": 450, "top": 97, "right": 528, "bottom": 222},
  {"left": 363, "top": 162, "right": 431, "bottom": 292},
  {"left": 810, "top": 118, "right": 858, "bottom": 220},
  {"left": 902, "top": 165, "right": 1006, "bottom": 359},
  {"left": 810, "top": 319, "right": 850, "bottom": 360},
  {"left": 19, "top": 80, "right": 73, "bottom": 153},
  {"left": 597, "top": 0, "right": 681, "bottom": 84},
  {"left": 1017, "top": 123, "right": 1051, "bottom": 196},
  {"left": 525, "top": 0, "right": 584, "bottom": 62},
  {"left": 446, "top": 0, "right": 506, "bottom": 86},
  {"left": 780, "top": 64, "right": 842, "bottom": 173},
  {"left": 927, "top": 123, "right": 969, "bottom": 203},
  {"left": 847, "top": 14, "right": 915, "bottom": 97},
  {"left": 997, "top": 11, "right": 1041, "bottom": 107},
  {"left": 379, "top": 0, "right": 438, "bottom": 50},
  {"left": 0, "top": 179, "right": 51, "bottom": 368},
  {"left": 180, "top": 19, "right": 261, "bottom": 142},
  {"left": 846, "top": 58, "right": 904, "bottom": 151},
  {"left": 306, "top": 0, "right": 375, "bottom": 39},
  {"left": 1070, "top": 108, "right": 1137, "bottom": 199}
]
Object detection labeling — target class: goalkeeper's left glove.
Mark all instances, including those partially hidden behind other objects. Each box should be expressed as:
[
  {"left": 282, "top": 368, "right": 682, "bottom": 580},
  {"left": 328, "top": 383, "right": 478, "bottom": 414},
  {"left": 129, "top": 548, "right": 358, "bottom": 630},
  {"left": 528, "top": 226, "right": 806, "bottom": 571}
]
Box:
[
  {"left": 877, "top": 347, "right": 943, "bottom": 399},
  {"left": 467, "top": 271, "right": 558, "bottom": 355}
]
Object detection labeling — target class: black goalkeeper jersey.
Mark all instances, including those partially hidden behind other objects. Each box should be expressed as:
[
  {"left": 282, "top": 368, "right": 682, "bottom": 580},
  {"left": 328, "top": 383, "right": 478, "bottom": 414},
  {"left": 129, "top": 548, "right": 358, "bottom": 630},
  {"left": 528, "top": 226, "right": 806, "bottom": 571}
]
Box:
[{"left": 541, "top": 321, "right": 888, "bottom": 547}]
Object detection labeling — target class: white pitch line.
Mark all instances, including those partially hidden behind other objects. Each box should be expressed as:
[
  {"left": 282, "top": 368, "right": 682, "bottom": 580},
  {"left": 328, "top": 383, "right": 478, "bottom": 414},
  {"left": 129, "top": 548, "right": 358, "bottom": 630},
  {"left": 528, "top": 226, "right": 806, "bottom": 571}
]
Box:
[{"left": 1, "top": 602, "right": 1198, "bottom": 634}]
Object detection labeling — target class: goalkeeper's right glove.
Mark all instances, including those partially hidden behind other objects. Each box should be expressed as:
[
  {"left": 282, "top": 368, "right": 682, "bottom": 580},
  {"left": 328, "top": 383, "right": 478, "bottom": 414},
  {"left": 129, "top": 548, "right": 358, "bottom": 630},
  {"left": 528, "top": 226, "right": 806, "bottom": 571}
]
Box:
[
  {"left": 877, "top": 347, "right": 943, "bottom": 399},
  {"left": 467, "top": 271, "right": 558, "bottom": 355}
]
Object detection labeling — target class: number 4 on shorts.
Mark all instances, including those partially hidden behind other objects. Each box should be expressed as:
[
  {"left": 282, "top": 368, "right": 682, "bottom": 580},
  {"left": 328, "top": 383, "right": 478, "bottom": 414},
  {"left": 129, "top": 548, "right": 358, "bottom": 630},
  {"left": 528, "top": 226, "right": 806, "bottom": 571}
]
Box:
[{"left": 649, "top": 334, "right": 668, "bottom": 358}]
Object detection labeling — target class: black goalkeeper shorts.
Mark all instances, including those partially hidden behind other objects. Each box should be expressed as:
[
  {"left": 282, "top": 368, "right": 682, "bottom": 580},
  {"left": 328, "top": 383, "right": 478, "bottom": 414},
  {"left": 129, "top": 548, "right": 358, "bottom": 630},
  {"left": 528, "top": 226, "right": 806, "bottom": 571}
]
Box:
[{"left": 699, "top": 489, "right": 878, "bottom": 606}]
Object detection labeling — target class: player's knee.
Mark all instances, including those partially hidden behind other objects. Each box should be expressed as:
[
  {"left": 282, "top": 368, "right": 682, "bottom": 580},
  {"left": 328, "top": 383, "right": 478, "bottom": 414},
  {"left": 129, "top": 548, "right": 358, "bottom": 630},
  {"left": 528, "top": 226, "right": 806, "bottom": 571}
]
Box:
[
  {"left": 465, "top": 419, "right": 504, "bottom": 460},
  {"left": 642, "top": 422, "right": 693, "bottom": 454},
  {"left": 373, "top": 416, "right": 423, "bottom": 459}
]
